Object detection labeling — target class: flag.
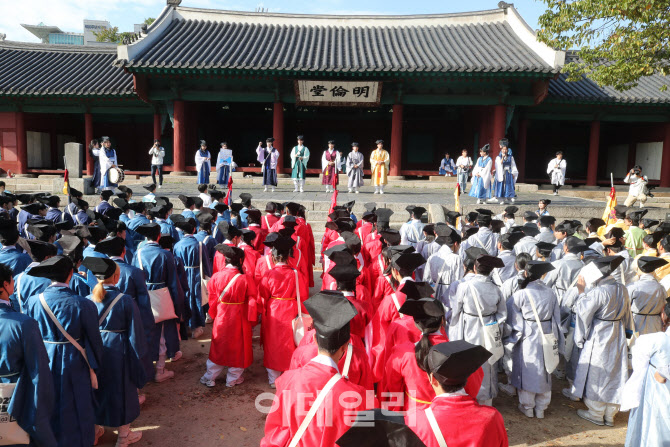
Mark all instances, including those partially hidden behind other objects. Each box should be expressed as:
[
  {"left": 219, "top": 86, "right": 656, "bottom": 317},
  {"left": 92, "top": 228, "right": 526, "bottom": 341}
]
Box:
[
  {"left": 227, "top": 175, "right": 233, "bottom": 207},
  {"left": 62, "top": 166, "right": 70, "bottom": 195},
  {"left": 454, "top": 183, "right": 461, "bottom": 229},
  {"left": 328, "top": 189, "right": 338, "bottom": 217},
  {"left": 602, "top": 185, "right": 617, "bottom": 225}
]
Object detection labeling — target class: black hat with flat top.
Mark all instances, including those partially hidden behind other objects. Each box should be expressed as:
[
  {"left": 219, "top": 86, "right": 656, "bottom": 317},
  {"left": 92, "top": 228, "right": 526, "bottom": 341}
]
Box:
[
  {"left": 26, "top": 256, "right": 73, "bottom": 281},
  {"left": 328, "top": 263, "right": 361, "bottom": 282},
  {"left": 428, "top": 340, "right": 492, "bottom": 386},
  {"left": 304, "top": 290, "right": 358, "bottom": 351},
  {"left": 25, "top": 240, "right": 57, "bottom": 262},
  {"left": 95, "top": 236, "right": 126, "bottom": 257},
  {"left": 335, "top": 409, "right": 427, "bottom": 447},
  {"left": 82, "top": 257, "right": 117, "bottom": 280},
  {"left": 535, "top": 241, "right": 556, "bottom": 258},
  {"left": 391, "top": 252, "right": 426, "bottom": 271},
  {"left": 637, "top": 256, "right": 668, "bottom": 273}
]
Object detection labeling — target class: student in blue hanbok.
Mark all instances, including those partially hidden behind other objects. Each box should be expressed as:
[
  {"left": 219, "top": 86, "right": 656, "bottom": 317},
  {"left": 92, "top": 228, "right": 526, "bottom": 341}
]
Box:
[
  {"left": 257, "top": 137, "right": 279, "bottom": 192},
  {"left": 209, "top": 190, "right": 225, "bottom": 211},
  {"left": 80, "top": 225, "right": 110, "bottom": 291},
  {"left": 622, "top": 299, "right": 670, "bottom": 447},
  {"left": 11, "top": 240, "right": 56, "bottom": 312},
  {"left": 178, "top": 195, "right": 197, "bottom": 221},
  {"left": 22, "top": 256, "right": 104, "bottom": 447},
  {"left": 44, "top": 195, "right": 64, "bottom": 224},
  {"left": 94, "top": 190, "right": 114, "bottom": 215},
  {"left": 438, "top": 151, "right": 456, "bottom": 176},
  {"left": 216, "top": 142, "right": 233, "bottom": 186},
  {"left": 195, "top": 211, "right": 217, "bottom": 265},
  {"left": 115, "top": 198, "right": 132, "bottom": 224},
  {"left": 151, "top": 203, "right": 180, "bottom": 243},
  {"left": 95, "top": 236, "right": 154, "bottom": 381},
  {"left": 239, "top": 193, "right": 252, "bottom": 229},
  {"left": 159, "top": 235, "right": 189, "bottom": 348},
  {"left": 195, "top": 140, "right": 211, "bottom": 185},
  {"left": 468, "top": 144, "right": 494, "bottom": 205},
  {"left": 70, "top": 198, "right": 92, "bottom": 226},
  {"left": 214, "top": 203, "right": 231, "bottom": 226},
  {"left": 82, "top": 257, "right": 147, "bottom": 445},
  {"left": 0, "top": 218, "right": 32, "bottom": 276},
  {"left": 132, "top": 223, "right": 183, "bottom": 382},
  {"left": 126, "top": 203, "right": 150, "bottom": 235},
  {"left": 173, "top": 219, "right": 212, "bottom": 338},
  {"left": 59, "top": 235, "right": 91, "bottom": 298},
  {"left": 493, "top": 139, "right": 518, "bottom": 205},
  {"left": 0, "top": 263, "right": 56, "bottom": 447},
  {"left": 92, "top": 136, "right": 118, "bottom": 191},
  {"left": 19, "top": 203, "right": 47, "bottom": 240},
  {"left": 141, "top": 184, "right": 157, "bottom": 204}
]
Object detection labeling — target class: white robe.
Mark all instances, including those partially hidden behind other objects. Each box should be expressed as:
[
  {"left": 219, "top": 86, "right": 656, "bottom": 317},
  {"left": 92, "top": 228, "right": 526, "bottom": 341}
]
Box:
[
  {"left": 321, "top": 149, "right": 341, "bottom": 173},
  {"left": 547, "top": 158, "right": 566, "bottom": 186},
  {"left": 493, "top": 155, "right": 518, "bottom": 183},
  {"left": 92, "top": 147, "right": 117, "bottom": 190}
]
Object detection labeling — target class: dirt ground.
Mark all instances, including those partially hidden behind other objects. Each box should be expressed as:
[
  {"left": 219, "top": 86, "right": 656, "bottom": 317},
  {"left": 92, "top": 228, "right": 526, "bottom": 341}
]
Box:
[{"left": 96, "top": 276, "right": 628, "bottom": 447}]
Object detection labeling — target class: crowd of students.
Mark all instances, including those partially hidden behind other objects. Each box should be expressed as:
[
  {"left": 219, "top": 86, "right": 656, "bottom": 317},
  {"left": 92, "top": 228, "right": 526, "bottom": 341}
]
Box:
[{"left": 0, "top": 181, "right": 668, "bottom": 447}]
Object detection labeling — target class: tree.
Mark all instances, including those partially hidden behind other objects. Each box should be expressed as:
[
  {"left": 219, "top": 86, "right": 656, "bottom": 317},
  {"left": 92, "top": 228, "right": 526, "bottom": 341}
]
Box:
[
  {"left": 144, "top": 17, "right": 156, "bottom": 26},
  {"left": 93, "top": 26, "right": 134, "bottom": 45},
  {"left": 537, "top": 0, "right": 670, "bottom": 91}
]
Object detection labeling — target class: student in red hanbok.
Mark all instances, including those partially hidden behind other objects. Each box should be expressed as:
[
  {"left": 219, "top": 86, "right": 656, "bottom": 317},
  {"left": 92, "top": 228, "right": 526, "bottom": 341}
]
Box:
[
  {"left": 329, "top": 262, "right": 373, "bottom": 342},
  {"left": 239, "top": 229, "right": 261, "bottom": 275},
  {"left": 261, "top": 291, "right": 370, "bottom": 447},
  {"left": 278, "top": 224, "right": 309, "bottom": 284},
  {"left": 372, "top": 246, "right": 399, "bottom": 308},
  {"left": 212, "top": 222, "right": 241, "bottom": 274},
  {"left": 245, "top": 209, "right": 267, "bottom": 253},
  {"left": 369, "top": 229, "right": 402, "bottom": 300},
  {"left": 406, "top": 341, "right": 509, "bottom": 447},
  {"left": 261, "top": 202, "right": 280, "bottom": 232},
  {"left": 257, "top": 236, "right": 309, "bottom": 387},
  {"left": 201, "top": 245, "right": 256, "bottom": 388}
]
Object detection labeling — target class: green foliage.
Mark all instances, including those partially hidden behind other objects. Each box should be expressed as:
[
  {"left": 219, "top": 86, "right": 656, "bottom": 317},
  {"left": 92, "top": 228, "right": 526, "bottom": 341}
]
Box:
[
  {"left": 537, "top": 0, "right": 670, "bottom": 91},
  {"left": 144, "top": 17, "right": 156, "bottom": 26},
  {"left": 93, "top": 26, "right": 134, "bottom": 45}
]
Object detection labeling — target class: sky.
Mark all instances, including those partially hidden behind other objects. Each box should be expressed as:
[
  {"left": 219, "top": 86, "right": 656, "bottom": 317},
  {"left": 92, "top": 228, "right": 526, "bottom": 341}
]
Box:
[{"left": 2, "top": 0, "right": 549, "bottom": 43}]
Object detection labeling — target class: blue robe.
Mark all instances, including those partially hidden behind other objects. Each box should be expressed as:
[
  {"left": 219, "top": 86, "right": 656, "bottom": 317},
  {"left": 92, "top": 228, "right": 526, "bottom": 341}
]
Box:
[
  {"left": 45, "top": 207, "right": 64, "bottom": 224},
  {"left": 194, "top": 231, "right": 216, "bottom": 263},
  {"left": 123, "top": 232, "right": 136, "bottom": 265},
  {"left": 69, "top": 272, "right": 91, "bottom": 298},
  {"left": 94, "top": 201, "right": 112, "bottom": 216},
  {"left": 10, "top": 264, "right": 50, "bottom": 313},
  {"left": 23, "top": 285, "right": 103, "bottom": 447},
  {"left": 0, "top": 302, "right": 56, "bottom": 447},
  {"left": 0, "top": 246, "right": 32, "bottom": 276},
  {"left": 113, "top": 257, "right": 155, "bottom": 378},
  {"left": 53, "top": 240, "right": 63, "bottom": 255},
  {"left": 196, "top": 150, "right": 211, "bottom": 185},
  {"left": 17, "top": 210, "right": 33, "bottom": 239},
  {"left": 349, "top": 213, "right": 358, "bottom": 225},
  {"left": 173, "top": 256, "right": 189, "bottom": 338},
  {"left": 173, "top": 235, "right": 212, "bottom": 329},
  {"left": 90, "top": 286, "right": 147, "bottom": 427},
  {"left": 494, "top": 154, "right": 517, "bottom": 199},
  {"left": 8, "top": 208, "right": 18, "bottom": 224},
  {"left": 119, "top": 213, "right": 130, "bottom": 224},
  {"left": 127, "top": 215, "right": 150, "bottom": 248},
  {"left": 468, "top": 156, "right": 492, "bottom": 200},
  {"left": 155, "top": 218, "right": 180, "bottom": 242},
  {"left": 80, "top": 245, "right": 108, "bottom": 291},
  {"left": 132, "top": 242, "right": 183, "bottom": 361},
  {"left": 239, "top": 207, "right": 249, "bottom": 229},
  {"left": 73, "top": 210, "right": 90, "bottom": 226}
]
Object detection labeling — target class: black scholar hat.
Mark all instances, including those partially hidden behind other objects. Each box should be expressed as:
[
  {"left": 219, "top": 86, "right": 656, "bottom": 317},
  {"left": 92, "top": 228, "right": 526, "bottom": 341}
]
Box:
[
  {"left": 428, "top": 340, "right": 492, "bottom": 386},
  {"left": 304, "top": 290, "right": 358, "bottom": 351}
]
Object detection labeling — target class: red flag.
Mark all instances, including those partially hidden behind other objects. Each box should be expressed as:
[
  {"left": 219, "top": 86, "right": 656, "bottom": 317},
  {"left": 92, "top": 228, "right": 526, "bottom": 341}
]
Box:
[
  {"left": 62, "top": 167, "right": 70, "bottom": 195},
  {"left": 227, "top": 175, "right": 233, "bottom": 206},
  {"left": 328, "top": 189, "right": 338, "bottom": 216}
]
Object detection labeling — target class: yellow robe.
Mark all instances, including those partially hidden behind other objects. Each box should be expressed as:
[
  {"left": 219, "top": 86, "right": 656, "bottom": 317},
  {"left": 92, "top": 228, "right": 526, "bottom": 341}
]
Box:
[{"left": 370, "top": 149, "right": 390, "bottom": 186}]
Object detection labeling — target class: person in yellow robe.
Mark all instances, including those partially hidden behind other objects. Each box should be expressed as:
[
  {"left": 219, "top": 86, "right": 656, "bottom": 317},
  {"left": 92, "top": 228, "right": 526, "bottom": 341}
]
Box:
[{"left": 370, "top": 139, "right": 390, "bottom": 194}]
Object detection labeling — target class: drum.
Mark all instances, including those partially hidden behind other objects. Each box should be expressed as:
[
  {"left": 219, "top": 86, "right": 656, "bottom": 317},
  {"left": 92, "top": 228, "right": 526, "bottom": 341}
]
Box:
[{"left": 108, "top": 166, "right": 125, "bottom": 184}]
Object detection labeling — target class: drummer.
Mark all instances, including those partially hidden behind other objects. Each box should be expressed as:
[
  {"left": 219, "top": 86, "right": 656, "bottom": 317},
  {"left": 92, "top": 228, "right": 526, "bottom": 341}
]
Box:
[{"left": 93, "top": 136, "right": 119, "bottom": 191}]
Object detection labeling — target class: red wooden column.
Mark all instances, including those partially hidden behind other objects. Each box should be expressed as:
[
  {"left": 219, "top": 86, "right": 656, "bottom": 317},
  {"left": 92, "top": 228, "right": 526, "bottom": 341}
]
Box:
[
  {"left": 172, "top": 100, "right": 186, "bottom": 174},
  {"left": 390, "top": 104, "right": 403, "bottom": 176},
  {"left": 15, "top": 111, "right": 27, "bottom": 175},
  {"left": 273, "top": 102, "right": 284, "bottom": 174},
  {"left": 490, "top": 104, "right": 506, "bottom": 160},
  {"left": 586, "top": 120, "right": 601, "bottom": 186},
  {"left": 517, "top": 118, "right": 528, "bottom": 182},
  {"left": 660, "top": 122, "right": 670, "bottom": 187},
  {"left": 84, "top": 112, "right": 94, "bottom": 175},
  {"left": 153, "top": 112, "right": 161, "bottom": 141}
]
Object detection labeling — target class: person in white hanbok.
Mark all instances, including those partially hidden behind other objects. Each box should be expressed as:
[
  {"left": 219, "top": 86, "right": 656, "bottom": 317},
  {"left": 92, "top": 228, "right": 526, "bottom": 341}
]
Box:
[
  {"left": 449, "top": 254, "right": 506, "bottom": 405},
  {"left": 399, "top": 206, "right": 426, "bottom": 248},
  {"left": 93, "top": 136, "right": 118, "bottom": 191},
  {"left": 216, "top": 142, "right": 234, "bottom": 186},
  {"left": 424, "top": 228, "right": 463, "bottom": 309},
  {"left": 459, "top": 211, "right": 498, "bottom": 258},
  {"left": 568, "top": 255, "right": 634, "bottom": 426},
  {"left": 492, "top": 232, "right": 522, "bottom": 287},
  {"left": 626, "top": 256, "right": 668, "bottom": 335},
  {"left": 195, "top": 141, "right": 211, "bottom": 185},
  {"left": 321, "top": 141, "right": 341, "bottom": 193},
  {"left": 534, "top": 216, "right": 556, "bottom": 243},
  {"left": 468, "top": 145, "right": 494, "bottom": 204},
  {"left": 289, "top": 135, "right": 309, "bottom": 193},
  {"left": 543, "top": 236, "right": 586, "bottom": 303},
  {"left": 345, "top": 142, "right": 365, "bottom": 193},
  {"left": 505, "top": 261, "right": 564, "bottom": 418},
  {"left": 547, "top": 151, "right": 567, "bottom": 196}
]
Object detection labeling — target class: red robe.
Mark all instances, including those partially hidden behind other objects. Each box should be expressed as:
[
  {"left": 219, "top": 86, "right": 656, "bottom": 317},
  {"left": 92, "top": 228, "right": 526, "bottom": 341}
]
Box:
[
  {"left": 240, "top": 243, "right": 261, "bottom": 277},
  {"left": 258, "top": 264, "right": 310, "bottom": 372},
  {"left": 260, "top": 361, "right": 370, "bottom": 447},
  {"left": 207, "top": 267, "right": 256, "bottom": 368},
  {"left": 290, "top": 340, "right": 374, "bottom": 392},
  {"left": 248, "top": 223, "right": 268, "bottom": 253},
  {"left": 261, "top": 213, "right": 280, "bottom": 232},
  {"left": 212, "top": 242, "right": 236, "bottom": 275},
  {"left": 369, "top": 287, "right": 408, "bottom": 382},
  {"left": 255, "top": 254, "right": 299, "bottom": 284},
  {"left": 406, "top": 395, "right": 508, "bottom": 447},
  {"left": 373, "top": 274, "right": 397, "bottom": 309}
]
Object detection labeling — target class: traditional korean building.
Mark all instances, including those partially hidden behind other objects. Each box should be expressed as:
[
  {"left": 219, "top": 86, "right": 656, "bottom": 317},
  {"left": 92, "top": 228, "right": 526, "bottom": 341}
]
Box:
[{"left": 1, "top": 2, "right": 669, "bottom": 186}]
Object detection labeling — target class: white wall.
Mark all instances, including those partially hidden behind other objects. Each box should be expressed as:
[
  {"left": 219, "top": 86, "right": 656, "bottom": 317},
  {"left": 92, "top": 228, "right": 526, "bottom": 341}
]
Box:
[{"left": 635, "top": 142, "right": 663, "bottom": 180}]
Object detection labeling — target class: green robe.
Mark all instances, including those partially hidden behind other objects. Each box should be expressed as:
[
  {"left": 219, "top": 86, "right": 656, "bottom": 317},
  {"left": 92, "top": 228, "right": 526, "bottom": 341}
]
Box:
[
  {"left": 625, "top": 226, "right": 646, "bottom": 257},
  {"left": 291, "top": 146, "right": 309, "bottom": 179}
]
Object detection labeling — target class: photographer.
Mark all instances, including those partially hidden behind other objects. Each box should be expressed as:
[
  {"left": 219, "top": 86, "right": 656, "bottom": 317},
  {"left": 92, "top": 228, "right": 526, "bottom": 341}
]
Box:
[
  {"left": 149, "top": 139, "right": 166, "bottom": 188},
  {"left": 624, "top": 165, "right": 648, "bottom": 208}
]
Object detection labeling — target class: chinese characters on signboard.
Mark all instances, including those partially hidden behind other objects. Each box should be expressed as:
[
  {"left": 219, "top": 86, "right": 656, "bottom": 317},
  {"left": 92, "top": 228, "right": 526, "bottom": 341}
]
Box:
[{"left": 295, "top": 81, "right": 382, "bottom": 106}]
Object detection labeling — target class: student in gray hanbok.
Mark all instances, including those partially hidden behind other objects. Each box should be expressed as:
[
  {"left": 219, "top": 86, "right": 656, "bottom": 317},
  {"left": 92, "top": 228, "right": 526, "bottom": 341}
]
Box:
[
  {"left": 414, "top": 224, "right": 436, "bottom": 280},
  {"left": 602, "top": 228, "right": 636, "bottom": 285},
  {"left": 534, "top": 216, "right": 556, "bottom": 243},
  {"left": 424, "top": 228, "right": 463, "bottom": 308},
  {"left": 346, "top": 142, "right": 365, "bottom": 193},
  {"left": 445, "top": 247, "right": 484, "bottom": 319},
  {"left": 399, "top": 206, "right": 426, "bottom": 248},
  {"left": 514, "top": 231, "right": 541, "bottom": 260},
  {"left": 569, "top": 255, "right": 634, "bottom": 426},
  {"left": 505, "top": 261, "right": 564, "bottom": 418},
  {"left": 492, "top": 232, "right": 523, "bottom": 287},
  {"left": 459, "top": 211, "right": 498, "bottom": 259},
  {"left": 449, "top": 254, "right": 506, "bottom": 405},
  {"left": 543, "top": 236, "right": 587, "bottom": 303},
  {"left": 626, "top": 256, "right": 668, "bottom": 335}
]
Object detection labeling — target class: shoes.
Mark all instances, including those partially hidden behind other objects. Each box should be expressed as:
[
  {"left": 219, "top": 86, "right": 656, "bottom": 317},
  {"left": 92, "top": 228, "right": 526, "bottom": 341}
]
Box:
[
  {"left": 205, "top": 314, "right": 213, "bottom": 324},
  {"left": 138, "top": 394, "right": 146, "bottom": 406},
  {"left": 487, "top": 198, "right": 498, "bottom": 203},
  {"left": 476, "top": 199, "right": 483, "bottom": 204},
  {"left": 293, "top": 188, "right": 299, "bottom": 192},
  {"left": 518, "top": 404, "right": 534, "bottom": 418},
  {"left": 200, "top": 375, "right": 216, "bottom": 387},
  {"left": 170, "top": 350, "right": 183, "bottom": 362},
  {"left": 158, "top": 184, "right": 162, "bottom": 189},
  {"left": 94, "top": 425, "right": 105, "bottom": 446},
  {"left": 355, "top": 190, "right": 359, "bottom": 194},
  {"left": 498, "top": 382, "right": 517, "bottom": 397},
  {"left": 374, "top": 190, "right": 379, "bottom": 195},
  {"left": 192, "top": 327, "right": 204, "bottom": 339},
  {"left": 535, "top": 409, "right": 545, "bottom": 419},
  {"left": 116, "top": 430, "right": 142, "bottom": 447},
  {"left": 511, "top": 197, "right": 515, "bottom": 203},
  {"left": 553, "top": 369, "right": 565, "bottom": 380},
  {"left": 155, "top": 368, "right": 175, "bottom": 383},
  {"left": 577, "top": 409, "right": 605, "bottom": 426},
  {"left": 604, "top": 418, "right": 614, "bottom": 427},
  {"left": 561, "top": 388, "right": 580, "bottom": 402},
  {"left": 553, "top": 192, "right": 558, "bottom": 196},
  {"left": 264, "top": 187, "right": 268, "bottom": 192},
  {"left": 271, "top": 188, "right": 275, "bottom": 193},
  {"left": 226, "top": 376, "right": 245, "bottom": 388},
  {"left": 299, "top": 188, "right": 304, "bottom": 193},
  {"left": 380, "top": 190, "right": 385, "bottom": 195},
  {"left": 348, "top": 188, "right": 353, "bottom": 193},
  {"left": 499, "top": 200, "right": 505, "bottom": 205}
]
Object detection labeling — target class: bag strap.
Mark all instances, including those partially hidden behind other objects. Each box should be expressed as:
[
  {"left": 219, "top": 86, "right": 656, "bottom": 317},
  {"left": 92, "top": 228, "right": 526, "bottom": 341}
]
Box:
[
  {"left": 425, "top": 408, "right": 448, "bottom": 447},
  {"left": 136, "top": 249, "right": 144, "bottom": 271},
  {"left": 199, "top": 242, "right": 204, "bottom": 280},
  {"left": 468, "top": 283, "right": 488, "bottom": 329},
  {"left": 39, "top": 293, "right": 93, "bottom": 370},
  {"left": 287, "top": 373, "right": 343, "bottom": 447},
  {"left": 266, "top": 255, "right": 272, "bottom": 270},
  {"left": 342, "top": 343, "right": 353, "bottom": 379},
  {"left": 98, "top": 292, "right": 125, "bottom": 326},
  {"left": 219, "top": 273, "right": 242, "bottom": 302},
  {"left": 525, "top": 290, "right": 549, "bottom": 344},
  {"left": 264, "top": 215, "right": 270, "bottom": 230},
  {"left": 15, "top": 273, "right": 22, "bottom": 310},
  {"left": 294, "top": 269, "right": 302, "bottom": 319}
]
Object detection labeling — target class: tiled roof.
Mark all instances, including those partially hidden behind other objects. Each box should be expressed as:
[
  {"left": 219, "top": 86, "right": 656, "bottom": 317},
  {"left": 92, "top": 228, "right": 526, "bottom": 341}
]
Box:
[
  {"left": 117, "top": 7, "right": 561, "bottom": 75},
  {"left": 0, "top": 41, "right": 134, "bottom": 96}
]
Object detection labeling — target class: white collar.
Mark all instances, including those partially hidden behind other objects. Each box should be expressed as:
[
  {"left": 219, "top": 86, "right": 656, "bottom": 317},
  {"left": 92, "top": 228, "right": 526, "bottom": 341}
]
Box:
[
  {"left": 225, "top": 264, "right": 235, "bottom": 269},
  {"left": 435, "top": 389, "right": 467, "bottom": 398},
  {"left": 399, "top": 276, "right": 413, "bottom": 285},
  {"left": 275, "top": 261, "right": 287, "bottom": 266},
  {"left": 26, "top": 261, "right": 39, "bottom": 269},
  {"left": 49, "top": 281, "right": 70, "bottom": 288},
  {"left": 342, "top": 291, "right": 355, "bottom": 297},
  {"left": 311, "top": 354, "right": 340, "bottom": 373},
  {"left": 1, "top": 245, "right": 17, "bottom": 251},
  {"left": 249, "top": 224, "right": 260, "bottom": 227},
  {"left": 110, "top": 256, "right": 124, "bottom": 261}
]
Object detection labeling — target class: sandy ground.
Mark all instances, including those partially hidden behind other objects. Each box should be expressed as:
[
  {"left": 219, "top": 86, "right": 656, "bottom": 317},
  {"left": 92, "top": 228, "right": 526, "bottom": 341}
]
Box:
[{"left": 96, "top": 276, "right": 628, "bottom": 447}]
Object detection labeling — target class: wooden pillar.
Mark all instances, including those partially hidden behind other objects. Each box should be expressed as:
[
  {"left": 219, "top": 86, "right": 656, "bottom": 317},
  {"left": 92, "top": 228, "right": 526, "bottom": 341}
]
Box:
[
  {"left": 390, "top": 104, "right": 403, "bottom": 176},
  {"left": 586, "top": 120, "right": 601, "bottom": 186},
  {"left": 15, "top": 111, "right": 27, "bottom": 175},
  {"left": 172, "top": 100, "right": 186, "bottom": 174},
  {"left": 517, "top": 118, "right": 528, "bottom": 182},
  {"left": 273, "top": 102, "right": 284, "bottom": 174},
  {"left": 490, "top": 104, "right": 506, "bottom": 160},
  {"left": 153, "top": 112, "right": 161, "bottom": 141},
  {"left": 660, "top": 122, "right": 670, "bottom": 187},
  {"left": 85, "top": 113, "right": 94, "bottom": 175}
]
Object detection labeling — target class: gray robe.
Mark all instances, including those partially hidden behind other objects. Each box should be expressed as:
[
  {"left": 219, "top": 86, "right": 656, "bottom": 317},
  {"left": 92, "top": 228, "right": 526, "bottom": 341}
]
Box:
[
  {"left": 612, "top": 250, "right": 636, "bottom": 285},
  {"left": 534, "top": 228, "right": 556, "bottom": 243},
  {"left": 492, "top": 249, "right": 516, "bottom": 287},
  {"left": 449, "top": 274, "right": 507, "bottom": 401},
  {"left": 424, "top": 245, "right": 464, "bottom": 307},
  {"left": 506, "top": 281, "right": 564, "bottom": 394},
  {"left": 626, "top": 274, "right": 667, "bottom": 335},
  {"left": 543, "top": 252, "right": 584, "bottom": 319},
  {"left": 550, "top": 241, "right": 564, "bottom": 262},
  {"left": 514, "top": 236, "right": 540, "bottom": 260},
  {"left": 400, "top": 219, "right": 425, "bottom": 248},
  {"left": 572, "top": 276, "right": 633, "bottom": 404},
  {"left": 346, "top": 151, "right": 365, "bottom": 188},
  {"left": 459, "top": 227, "right": 498, "bottom": 260}
]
